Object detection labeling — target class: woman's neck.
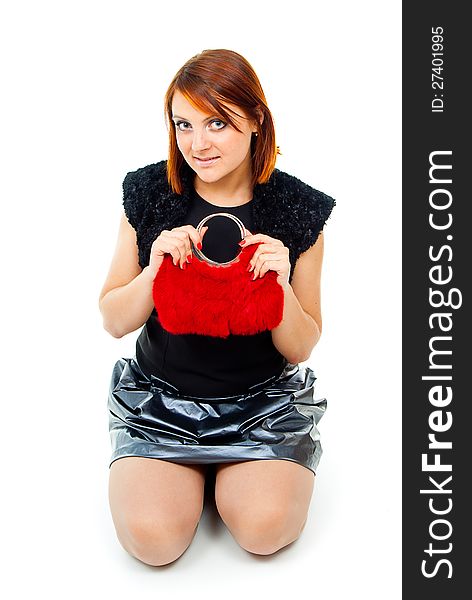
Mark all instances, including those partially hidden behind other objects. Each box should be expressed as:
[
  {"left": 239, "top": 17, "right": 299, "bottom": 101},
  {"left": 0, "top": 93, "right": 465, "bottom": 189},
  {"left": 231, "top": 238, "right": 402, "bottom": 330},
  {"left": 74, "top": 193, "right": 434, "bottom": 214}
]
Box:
[{"left": 193, "top": 160, "right": 254, "bottom": 207}]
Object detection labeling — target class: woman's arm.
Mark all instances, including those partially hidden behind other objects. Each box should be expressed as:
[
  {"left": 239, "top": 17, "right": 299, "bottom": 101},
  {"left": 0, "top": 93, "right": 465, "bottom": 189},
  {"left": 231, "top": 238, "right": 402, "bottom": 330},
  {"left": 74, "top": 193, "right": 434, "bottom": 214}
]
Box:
[
  {"left": 99, "top": 214, "right": 205, "bottom": 338},
  {"left": 98, "top": 213, "right": 156, "bottom": 338},
  {"left": 270, "top": 233, "right": 324, "bottom": 364}
]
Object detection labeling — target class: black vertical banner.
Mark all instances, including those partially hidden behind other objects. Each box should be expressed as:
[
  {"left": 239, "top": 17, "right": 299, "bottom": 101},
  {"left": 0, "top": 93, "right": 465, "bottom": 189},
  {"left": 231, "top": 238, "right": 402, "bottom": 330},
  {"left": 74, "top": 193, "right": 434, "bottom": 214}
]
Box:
[{"left": 403, "top": 2, "right": 470, "bottom": 597}]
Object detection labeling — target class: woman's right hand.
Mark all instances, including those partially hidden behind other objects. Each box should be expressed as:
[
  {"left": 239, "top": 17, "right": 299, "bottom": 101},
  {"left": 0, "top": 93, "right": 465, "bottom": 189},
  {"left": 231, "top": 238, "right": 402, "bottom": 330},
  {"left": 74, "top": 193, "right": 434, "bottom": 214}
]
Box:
[{"left": 147, "top": 225, "right": 209, "bottom": 278}]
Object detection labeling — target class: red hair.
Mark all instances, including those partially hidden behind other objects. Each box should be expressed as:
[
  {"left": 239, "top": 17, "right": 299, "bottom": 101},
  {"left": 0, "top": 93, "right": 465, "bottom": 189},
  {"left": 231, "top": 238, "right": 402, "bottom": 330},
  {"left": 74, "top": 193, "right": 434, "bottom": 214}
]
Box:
[{"left": 163, "top": 49, "right": 281, "bottom": 194}]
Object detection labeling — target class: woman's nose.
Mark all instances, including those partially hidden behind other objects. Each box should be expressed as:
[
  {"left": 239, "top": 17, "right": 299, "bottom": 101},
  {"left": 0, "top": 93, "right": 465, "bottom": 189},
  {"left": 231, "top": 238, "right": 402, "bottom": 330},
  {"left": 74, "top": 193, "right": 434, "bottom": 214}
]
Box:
[{"left": 191, "top": 128, "right": 211, "bottom": 152}]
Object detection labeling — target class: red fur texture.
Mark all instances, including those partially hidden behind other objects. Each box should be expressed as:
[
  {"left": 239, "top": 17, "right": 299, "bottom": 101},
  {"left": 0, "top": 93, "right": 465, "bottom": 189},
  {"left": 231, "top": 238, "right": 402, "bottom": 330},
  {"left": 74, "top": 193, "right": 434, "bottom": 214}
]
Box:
[{"left": 152, "top": 242, "right": 284, "bottom": 338}]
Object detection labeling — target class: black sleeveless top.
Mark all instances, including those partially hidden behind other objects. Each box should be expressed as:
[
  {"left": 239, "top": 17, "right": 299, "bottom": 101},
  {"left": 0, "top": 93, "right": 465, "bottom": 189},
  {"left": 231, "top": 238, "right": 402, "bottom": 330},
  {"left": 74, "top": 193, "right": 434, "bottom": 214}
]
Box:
[{"left": 135, "top": 187, "right": 288, "bottom": 396}]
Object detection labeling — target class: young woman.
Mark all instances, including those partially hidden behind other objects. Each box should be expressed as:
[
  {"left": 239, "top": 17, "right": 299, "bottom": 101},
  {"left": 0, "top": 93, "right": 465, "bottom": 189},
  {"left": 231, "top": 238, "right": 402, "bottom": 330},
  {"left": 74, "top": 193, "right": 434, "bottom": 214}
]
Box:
[{"left": 99, "top": 49, "right": 335, "bottom": 566}]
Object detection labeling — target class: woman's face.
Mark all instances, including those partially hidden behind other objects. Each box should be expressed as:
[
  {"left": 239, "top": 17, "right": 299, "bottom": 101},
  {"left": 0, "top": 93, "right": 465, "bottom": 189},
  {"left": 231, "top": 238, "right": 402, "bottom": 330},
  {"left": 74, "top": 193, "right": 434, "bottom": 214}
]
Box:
[{"left": 171, "top": 89, "right": 258, "bottom": 185}]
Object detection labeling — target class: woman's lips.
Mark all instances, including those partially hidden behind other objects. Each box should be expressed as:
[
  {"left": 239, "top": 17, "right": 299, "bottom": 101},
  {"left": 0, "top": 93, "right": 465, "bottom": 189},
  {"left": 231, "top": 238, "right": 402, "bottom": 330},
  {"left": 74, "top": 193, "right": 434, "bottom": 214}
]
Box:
[{"left": 194, "top": 156, "right": 220, "bottom": 167}]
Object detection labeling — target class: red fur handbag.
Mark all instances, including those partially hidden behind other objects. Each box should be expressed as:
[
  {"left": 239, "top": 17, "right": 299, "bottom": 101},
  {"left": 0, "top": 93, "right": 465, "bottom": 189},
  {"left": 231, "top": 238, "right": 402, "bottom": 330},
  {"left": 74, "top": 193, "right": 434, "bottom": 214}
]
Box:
[{"left": 152, "top": 213, "right": 284, "bottom": 338}]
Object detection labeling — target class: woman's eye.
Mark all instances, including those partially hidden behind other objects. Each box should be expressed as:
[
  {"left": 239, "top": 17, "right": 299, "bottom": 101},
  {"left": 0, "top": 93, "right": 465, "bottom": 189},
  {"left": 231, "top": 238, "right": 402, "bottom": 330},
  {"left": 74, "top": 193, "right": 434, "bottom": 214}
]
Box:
[
  {"left": 210, "top": 120, "right": 226, "bottom": 130},
  {"left": 174, "top": 119, "right": 226, "bottom": 132},
  {"left": 175, "top": 121, "right": 190, "bottom": 131}
]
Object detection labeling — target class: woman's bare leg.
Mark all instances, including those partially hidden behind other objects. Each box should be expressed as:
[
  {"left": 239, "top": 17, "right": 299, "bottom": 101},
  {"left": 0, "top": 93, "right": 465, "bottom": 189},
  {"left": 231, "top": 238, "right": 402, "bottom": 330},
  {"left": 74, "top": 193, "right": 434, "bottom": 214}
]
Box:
[
  {"left": 109, "top": 456, "right": 207, "bottom": 566},
  {"left": 214, "top": 459, "right": 315, "bottom": 555}
]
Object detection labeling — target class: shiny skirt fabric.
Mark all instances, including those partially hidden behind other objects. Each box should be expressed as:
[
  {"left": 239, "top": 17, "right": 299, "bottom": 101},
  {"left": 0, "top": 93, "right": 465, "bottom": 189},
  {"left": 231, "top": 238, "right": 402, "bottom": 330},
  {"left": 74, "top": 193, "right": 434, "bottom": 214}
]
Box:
[{"left": 108, "top": 357, "right": 327, "bottom": 475}]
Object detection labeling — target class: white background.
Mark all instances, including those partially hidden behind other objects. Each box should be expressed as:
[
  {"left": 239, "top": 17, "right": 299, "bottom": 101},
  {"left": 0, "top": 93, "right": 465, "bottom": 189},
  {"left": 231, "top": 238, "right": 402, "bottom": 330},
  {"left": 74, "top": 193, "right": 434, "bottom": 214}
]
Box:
[{"left": 1, "top": 1, "right": 401, "bottom": 598}]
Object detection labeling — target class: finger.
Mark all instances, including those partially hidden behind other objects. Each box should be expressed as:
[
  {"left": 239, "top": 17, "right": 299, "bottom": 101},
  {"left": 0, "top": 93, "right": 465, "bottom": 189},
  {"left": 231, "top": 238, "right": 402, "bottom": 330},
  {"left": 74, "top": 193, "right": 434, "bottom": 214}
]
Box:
[
  {"left": 177, "top": 225, "right": 205, "bottom": 250},
  {"left": 238, "top": 228, "right": 253, "bottom": 246},
  {"left": 252, "top": 258, "right": 285, "bottom": 280},
  {"left": 247, "top": 244, "right": 280, "bottom": 271},
  {"left": 192, "top": 226, "right": 208, "bottom": 254},
  {"left": 239, "top": 233, "right": 253, "bottom": 246},
  {"left": 167, "top": 240, "right": 190, "bottom": 268},
  {"left": 175, "top": 226, "right": 209, "bottom": 265},
  {"left": 199, "top": 226, "right": 209, "bottom": 244},
  {"left": 176, "top": 225, "right": 208, "bottom": 252},
  {"left": 239, "top": 233, "right": 278, "bottom": 247},
  {"left": 163, "top": 230, "right": 192, "bottom": 252},
  {"left": 251, "top": 252, "right": 287, "bottom": 278},
  {"left": 255, "top": 259, "right": 280, "bottom": 278},
  {"left": 163, "top": 230, "right": 195, "bottom": 266},
  {"left": 154, "top": 240, "right": 183, "bottom": 267}
]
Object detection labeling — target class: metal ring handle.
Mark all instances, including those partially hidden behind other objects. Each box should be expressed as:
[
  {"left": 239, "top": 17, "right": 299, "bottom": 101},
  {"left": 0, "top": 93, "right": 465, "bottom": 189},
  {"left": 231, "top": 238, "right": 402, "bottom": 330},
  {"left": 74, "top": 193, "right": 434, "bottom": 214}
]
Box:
[{"left": 192, "top": 212, "right": 246, "bottom": 266}]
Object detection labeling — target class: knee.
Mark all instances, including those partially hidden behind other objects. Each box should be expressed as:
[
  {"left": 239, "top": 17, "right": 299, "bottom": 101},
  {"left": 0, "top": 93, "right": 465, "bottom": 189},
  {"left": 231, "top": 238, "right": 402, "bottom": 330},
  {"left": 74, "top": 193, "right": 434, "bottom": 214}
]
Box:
[
  {"left": 118, "top": 511, "right": 202, "bottom": 566},
  {"left": 218, "top": 502, "right": 303, "bottom": 556}
]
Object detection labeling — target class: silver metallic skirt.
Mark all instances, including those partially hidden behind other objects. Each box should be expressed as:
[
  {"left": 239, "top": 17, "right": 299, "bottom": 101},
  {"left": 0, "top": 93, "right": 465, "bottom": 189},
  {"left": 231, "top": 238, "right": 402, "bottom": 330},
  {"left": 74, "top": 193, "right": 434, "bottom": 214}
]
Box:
[{"left": 108, "top": 357, "right": 327, "bottom": 474}]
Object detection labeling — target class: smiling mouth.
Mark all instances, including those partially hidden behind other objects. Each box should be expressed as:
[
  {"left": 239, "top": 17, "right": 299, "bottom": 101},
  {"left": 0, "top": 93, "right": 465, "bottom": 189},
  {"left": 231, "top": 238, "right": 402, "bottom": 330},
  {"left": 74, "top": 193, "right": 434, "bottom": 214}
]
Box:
[{"left": 194, "top": 156, "right": 220, "bottom": 167}]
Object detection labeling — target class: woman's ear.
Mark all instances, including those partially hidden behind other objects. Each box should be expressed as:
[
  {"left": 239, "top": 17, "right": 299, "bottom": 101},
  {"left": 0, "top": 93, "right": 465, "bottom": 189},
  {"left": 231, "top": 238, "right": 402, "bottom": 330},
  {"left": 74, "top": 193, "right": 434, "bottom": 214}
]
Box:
[
  {"left": 257, "top": 106, "right": 264, "bottom": 127},
  {"left": 252, "top": 107, "right": 264, "bottom": 132}
]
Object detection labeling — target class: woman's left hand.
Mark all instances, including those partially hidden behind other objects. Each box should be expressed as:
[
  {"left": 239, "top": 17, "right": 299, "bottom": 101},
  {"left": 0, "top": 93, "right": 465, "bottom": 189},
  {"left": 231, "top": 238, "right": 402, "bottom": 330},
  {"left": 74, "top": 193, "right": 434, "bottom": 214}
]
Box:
[{"left": 239, "top": 230, "right": 291, "bottom": 289}]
